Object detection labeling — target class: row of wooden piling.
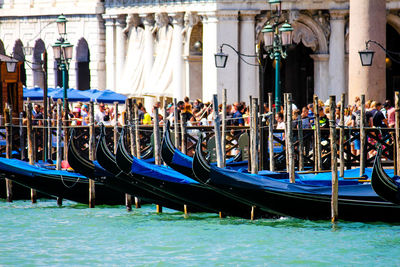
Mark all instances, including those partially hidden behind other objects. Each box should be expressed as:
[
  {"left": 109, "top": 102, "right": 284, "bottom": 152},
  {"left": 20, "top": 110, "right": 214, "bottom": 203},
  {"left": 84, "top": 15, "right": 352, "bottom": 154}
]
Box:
[{"left": 3, "top": 91, "right": 400, "bottom": 221}]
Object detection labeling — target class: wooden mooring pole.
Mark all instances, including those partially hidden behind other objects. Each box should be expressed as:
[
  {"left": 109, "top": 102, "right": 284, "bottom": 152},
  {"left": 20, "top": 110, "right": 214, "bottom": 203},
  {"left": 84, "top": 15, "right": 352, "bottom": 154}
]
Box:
[
  {"left": 250, "top": 97, "right": 259, "bottom": 174},
  {"left": 395, "top": 91, "right": 400, "bottom": 176},
  {"left": 88, "top": 101, "right": 96, "bottom": 208},
  {"left": 339, "top": 94, "right": 345, "bottom": 177},
  {"left": 313, "top": 95, "right": 322, "bottom": 171},
  {"left": 27, "top": 100, "right": 37, "bottom": 203},
  {"left": 173, "top": 98, "right": 179, "bottom": 148},
  {"left": 221, "top": 89, "right": 227, "bottom": 167},
  {"left": 153, "top": 106, "right": 163, "bottom": 213},
  {"left": 287, "top": 94, "right": 295, "bottom": 183},
  {"left": 329, "top": 96, "right": 339, "bottom": 222},
  {"left": 268, "top": 93, "right": 275, "bottom": 171},
  {"left": 56, "top": 99, "right": 62, "bottom": 171},
  {"left": 5, "top": 104, "right": 13, "bottom": 202},
  {"left": 360, "top": 95, "right": 366, "bottom": 176},
  {"left": 133, "top": 100, "right": 141, "bottom": 209}
]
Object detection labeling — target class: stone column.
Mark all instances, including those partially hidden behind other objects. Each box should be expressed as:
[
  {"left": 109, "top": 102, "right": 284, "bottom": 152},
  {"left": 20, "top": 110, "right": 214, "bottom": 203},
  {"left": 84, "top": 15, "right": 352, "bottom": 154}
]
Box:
[
  {"left": 329, "top": 10, "right": 347, "bottom": 100},
  {"left": 115, "top": 14, "right": 127, "bottom": 91},
  {"left": 140, "top": 14, "right": 155, "bottom": 109},
  {"left": 349, "top": 0, "right": 386, "bottom": 103},
  {"left": 201, "top": 11, "right": 239, "bottom": 104},
  {"left": 103, "top": 15, "right": 116, "bottom": 90},
  {"left": 310, "top": 54, "right": 330, "bottom": 102},
  {"left": 239, "top": 11, "right": 259, "bottom": 102},
  {"left": 170, "top": 12, "right": 185, "bottom": 101}
]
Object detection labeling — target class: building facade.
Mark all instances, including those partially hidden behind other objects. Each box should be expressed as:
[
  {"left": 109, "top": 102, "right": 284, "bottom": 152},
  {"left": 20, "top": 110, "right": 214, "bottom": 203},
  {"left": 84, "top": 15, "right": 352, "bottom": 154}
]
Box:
[{"left": 0, "top": 0, "right": 399, "bottom": 108}]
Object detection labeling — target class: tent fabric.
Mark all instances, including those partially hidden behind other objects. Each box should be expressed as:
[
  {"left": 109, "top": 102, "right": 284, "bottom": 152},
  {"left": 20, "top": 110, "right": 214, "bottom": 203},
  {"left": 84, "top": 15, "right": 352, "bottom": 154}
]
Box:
[
  {"left": 23, "top": 88, "right": 127, "bottom": 103},
  {"left": 23, "top": 87, "right": 57, "bottom": 100},
  {"left": 48, "top": 88, "right": 90, "bottom": 102}
]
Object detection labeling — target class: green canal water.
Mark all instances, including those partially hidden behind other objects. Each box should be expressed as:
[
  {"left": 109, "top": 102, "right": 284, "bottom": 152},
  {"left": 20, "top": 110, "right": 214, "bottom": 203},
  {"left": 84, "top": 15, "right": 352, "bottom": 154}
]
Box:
[{"left": 1, "top": 199, "right": 399, "bottom": 266}]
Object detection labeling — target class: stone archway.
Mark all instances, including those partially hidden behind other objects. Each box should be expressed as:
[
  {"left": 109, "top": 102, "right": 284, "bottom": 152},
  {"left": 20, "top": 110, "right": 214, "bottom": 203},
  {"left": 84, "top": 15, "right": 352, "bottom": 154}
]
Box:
[
  {"left": 385, "top": 15, "right": 400, "bottom": 103},
  {"left": 13, "top": 39, "right": 26, "bottom": 86},
  {"left": 0, "top": 40, "right": 5, "bottom": 55},
  {"left": 257, "top": 12, "right": 328, "bottom": 108},
  {"left": 33, "top": 39, "right": 45, "bottom": 88},
  {"left": 75, "top": 38, "right": 90, "bottom": 90}
]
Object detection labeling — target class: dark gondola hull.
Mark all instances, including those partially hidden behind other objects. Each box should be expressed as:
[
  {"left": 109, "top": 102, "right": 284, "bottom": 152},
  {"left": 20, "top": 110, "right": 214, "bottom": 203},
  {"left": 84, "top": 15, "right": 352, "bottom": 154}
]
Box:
[
  {"left": 97, "top": 126, "right": 200, "bottom": 212},
  {"left": 371, "top": 147, "right": 400, "bottom": 204},
  {"left": 0, "top": 158, "right": 124, "bottom": 205},
  {"left": 192, "top": 135, "right": 400, "bottom": 222},
  {"left": 208, "top": 166, "right": 400, "bottom": 222}
]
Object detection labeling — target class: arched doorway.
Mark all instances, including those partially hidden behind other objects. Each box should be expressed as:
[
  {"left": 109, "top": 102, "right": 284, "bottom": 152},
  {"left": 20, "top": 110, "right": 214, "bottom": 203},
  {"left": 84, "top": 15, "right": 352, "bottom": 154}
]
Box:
[
  {"left": 386, "top": 24, "right": 400, "bottom": 103},
  {"left": 0, "top": 40, "right": 5, "bottom": 55},
  {"left": 32, "top": 39, "right": 45, "bottom": 88},
  {"left": 75, "top": 38, "right": 90, "bottom": 90},
  {"left": 13, "top": 39, "right": 27, "bottom": 86},
  {"left": 261, "top": 43, "right": 314, "bottom": 110}
]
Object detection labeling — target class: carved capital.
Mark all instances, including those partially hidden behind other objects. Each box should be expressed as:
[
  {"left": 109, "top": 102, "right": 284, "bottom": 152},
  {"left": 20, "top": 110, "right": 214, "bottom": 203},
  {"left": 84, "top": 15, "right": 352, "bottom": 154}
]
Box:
[
  {"left": 169, "top": 12, "right": 185, "bottom": 26},
  {"left": 140, "top": 13, "right": 155, "bottom": 28},
  {"left": 329, "top": 9, "right": 348, "bottom": 20}
]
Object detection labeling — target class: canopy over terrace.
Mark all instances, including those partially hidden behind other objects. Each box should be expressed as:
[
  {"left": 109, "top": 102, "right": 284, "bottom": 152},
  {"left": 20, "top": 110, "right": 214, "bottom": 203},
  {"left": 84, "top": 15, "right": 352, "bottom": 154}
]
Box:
[{"left": 23, "top": 88, "right": 127, "bottom": 103}]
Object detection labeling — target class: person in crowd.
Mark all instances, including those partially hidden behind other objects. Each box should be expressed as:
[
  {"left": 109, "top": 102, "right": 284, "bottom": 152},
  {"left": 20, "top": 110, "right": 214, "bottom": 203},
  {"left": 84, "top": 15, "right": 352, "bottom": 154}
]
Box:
[
  {"left": 369, "top": 102, "right": 387, "bottom": 128},
  {"left": 33, "top": 104, "right": 43, "bottom": 126},
  {"left": 142, "top": 107, "right": 152, "bottom": 125},
  {"left": 102, "top": 107, "right": 112, "bottom": 126},
  {"left": 137, "top": 102, "right": 145, "bottom": 123},
  {"left": 275, "top": 112, "right": 285, "bottom": 129},
  {"left": 71, "top": 108, "right": 83, "bottom": 126},
  {"left": 81, "top": 104, "right": 88, "bottom": 118},
  {"left": 232, "top": 102, "right": 244, "bottom": 126},
  {"left": 385, "top": 101, "right": 395, "bottom": 128},
  {"left": 95, "top": 103, "right": 106, "bottom": 124},
  {"left": 318, "top": 106, "right": 329, "bottom": 128},
  {"left": 301, "top": 107, "right": 311, "bottom": 128}
]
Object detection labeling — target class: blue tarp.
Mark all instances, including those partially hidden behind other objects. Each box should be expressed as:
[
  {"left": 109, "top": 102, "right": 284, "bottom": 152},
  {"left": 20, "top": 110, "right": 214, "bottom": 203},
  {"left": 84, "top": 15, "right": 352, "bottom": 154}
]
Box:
[
  {"left": 95, "top": 90, "right": 127, "bottom": 104},
  {"left": 23, "top": 87, "right": 58, "bottom": 100},
  {"left": 23, "top": 87, "right": 127, "bottom": 103},
  {"left": 48, "top": 88, "right": 90, "bottom": 102}
]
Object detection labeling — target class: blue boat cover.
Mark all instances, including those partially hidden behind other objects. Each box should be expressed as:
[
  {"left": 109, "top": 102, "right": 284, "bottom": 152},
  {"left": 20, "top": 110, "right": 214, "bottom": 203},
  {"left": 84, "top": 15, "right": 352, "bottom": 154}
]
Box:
[
  {"left": 0, "top": 157, "right": 87, "bottom": 179},
  {"left": 210, "top": 165, "right": 379, "bottom": 197},
  {"left": 131, "top": 156, "right": 198, "bottom": 184},
  {"left": 171, "top": 148, "right": 248, "bottom": 170}
]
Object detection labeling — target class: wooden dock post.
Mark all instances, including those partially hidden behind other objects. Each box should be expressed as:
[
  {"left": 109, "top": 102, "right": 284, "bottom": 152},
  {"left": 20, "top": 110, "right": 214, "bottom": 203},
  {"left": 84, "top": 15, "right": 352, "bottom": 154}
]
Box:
[
  {"left": 173, "top": 98, "right": 180, "bottom": 148},
  {"left": 221, "top": 89, "right": 227, "bottom": 167},
  {"left": 127, "top": 99, "right": 135, "bottom": 156},
  {"left": 180, "top": 108, "right": 187, "bottom": 155},
  {"left": 47, "top": 98, "right": 52, "bottom": 162},
  {"left": 395, "top": 92, "right": 400, "bottom": 176},
  {"left": 283, "top": 94, "right": 289, "bottom": 171},
  {"left": 19, "top": 112, "right": 25, "bottom": 161},
  {"left": 27, "top": 100, "right": 37, "bottom": 203},
  {"left": 153, "top": 106, "right": 163, "bottom": 212},
  {"left": 250, "top": 97, "right": 259, "bottom": 174},
  {"left": 298, "top": 113, "right": 304, "bottom": 171},
  {"left": 88, "top": 101, "right": 96, "bottom": 208},
  {"left": 359, "top": 95, "right": 366, "bottom": 176},
  {"left": 212, "top": 95, "right": 223, "bottom": 168},
  {"left": 251, "top": 206, "right": 256, "bottom": 221},
  {"left": 329, "top": 96, "right": 339, "bottom": 222},
  {"left": 268, "top": 93, "right": 275, "bottom": 171},
  {"left": 56, "top": 99, "right": 62, "bottom": 171},
  {"left": 133, "top": 100, "right": 141, "bottom": 159},
  {"left": 287, "top": 94, "right": 295, "bottom": 183},
  {"left": 4, "top": 104, "right": 13, "bottom": 202},
  {"left": 113, "top": 102, "right": 119, "bottom": 154},
  {"left": 313, "top": 95, "right": 322, "bottom": 171},
  {"left": 339, "top": 94, "right": 345, "bottom": 177},
  {"left": 63, "top": 99, "right": 69, "bottom": 167}
]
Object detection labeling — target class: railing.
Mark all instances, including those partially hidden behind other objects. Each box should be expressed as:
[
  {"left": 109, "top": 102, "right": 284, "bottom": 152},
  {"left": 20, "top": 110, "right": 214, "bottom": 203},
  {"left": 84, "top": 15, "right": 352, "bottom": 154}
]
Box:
[{"left": 105, "top": 0, "right": 216, "bottom": 8}]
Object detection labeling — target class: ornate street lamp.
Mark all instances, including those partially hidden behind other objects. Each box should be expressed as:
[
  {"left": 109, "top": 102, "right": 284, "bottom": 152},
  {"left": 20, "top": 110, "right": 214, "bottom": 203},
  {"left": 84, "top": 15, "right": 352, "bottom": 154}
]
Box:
[
  {"left": 52, "top": 14, "right": 73, "bottom": 114},
  {"left": 5, "top": 58, "right": 18, "bottom": 73},
  {"left": 261, "top": 0, "right": 294, "bottom": 112}
]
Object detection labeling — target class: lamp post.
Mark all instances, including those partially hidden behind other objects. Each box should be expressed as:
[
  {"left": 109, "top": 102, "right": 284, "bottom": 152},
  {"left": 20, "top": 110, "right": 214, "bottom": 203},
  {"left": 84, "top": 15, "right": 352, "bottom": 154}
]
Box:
[
  {"left": 52, "top": 14, "right": 73, "bottom": 114},
  {"left": 358, "top": 40, "right": 400, "bottom": 67},
  {"left": 261, "top": 0, "right": 293, "bottom": 112}
]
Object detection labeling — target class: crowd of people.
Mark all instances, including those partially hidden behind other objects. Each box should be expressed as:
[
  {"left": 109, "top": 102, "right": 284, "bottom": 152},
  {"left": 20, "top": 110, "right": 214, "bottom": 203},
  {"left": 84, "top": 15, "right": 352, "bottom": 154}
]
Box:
[{"left": 25, "top": 96, "right": 396, "bottom": 132}]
